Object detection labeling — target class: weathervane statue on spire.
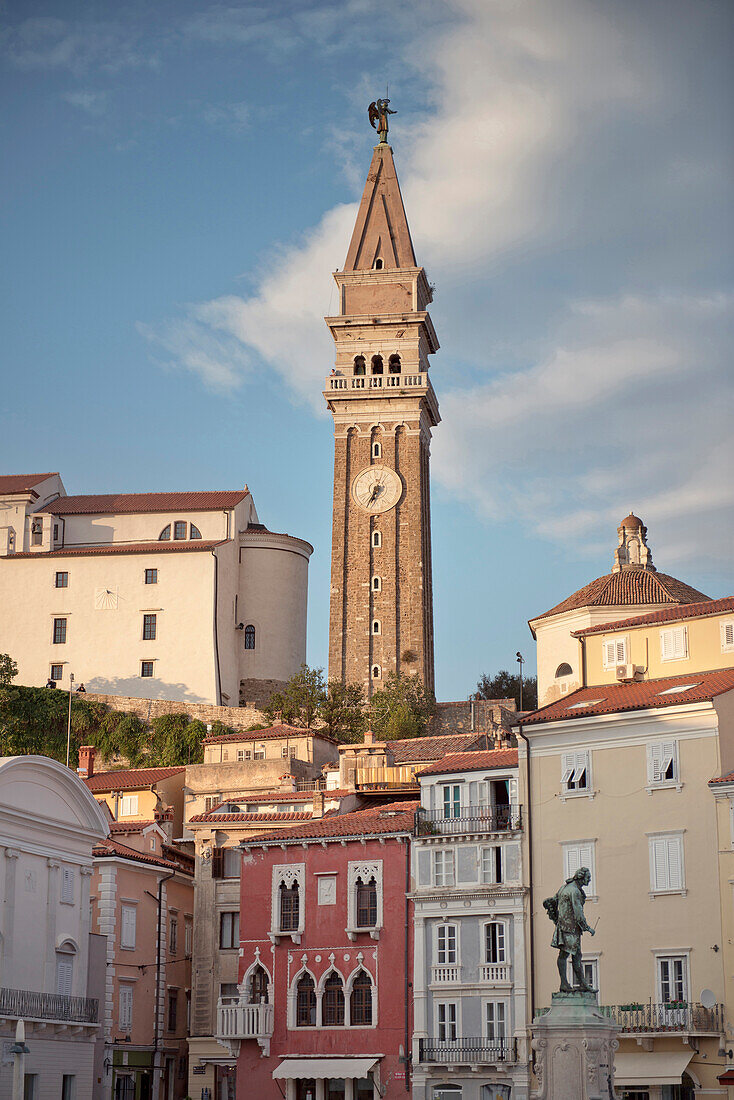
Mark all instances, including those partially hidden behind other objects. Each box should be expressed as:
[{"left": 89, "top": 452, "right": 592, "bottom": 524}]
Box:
[{"left": 368, "top": 98, "right": 396, "bottom": 144}]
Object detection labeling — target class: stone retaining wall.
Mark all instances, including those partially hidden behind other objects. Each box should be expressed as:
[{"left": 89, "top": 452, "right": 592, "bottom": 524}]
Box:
[{"left": 85, "top": 692, "right": 266, "bottom": 731}]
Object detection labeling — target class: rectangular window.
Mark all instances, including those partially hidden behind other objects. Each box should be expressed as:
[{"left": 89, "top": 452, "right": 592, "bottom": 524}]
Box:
[
  {"left": 55, "top": 571, "right": 68, "bottom": 588},
  {"left": 658, "top": 955, "right": 688, "bottom": 1004},
  {"left": 61, "top": 866, "right": 74, "bottom": 904},
  {"left": 485, "top": 922, "right": 506, "bottom": 964},
  {"left": 204, "top": 795, "right": 221, "bottom": 812},
  {"left": 219, "top": 911, "right": 240, "bottom": 949},
  {"left": 649, "top": 834, "right": 684, "bottom": 892},
  {"left": 236, "top": 749, "right": 252, "bottom": 761},
  {"left": 174, "top": 521, "right": 187, "bottom": 540},
  {"left": 281, "top": 745, "right": 297, "bottom": 759},
  {"left": 485, "top": 1000, "right": 507, "bottom": 1041},
  {"left": 253, "top": 747, "right": 266, "bottom": 760},
  {"left": 141, "top": 660, "right": 154, "bottom": 678},
  {"left": 145, "top": 568, "right": 158, "bottom": 585},
  {"left": 563, "top": 841, "right": 596, "bottom": 896},
  {"left": 442, "top": 784, "right": 461, "bottom": 819},
  {"left": 481, "top": 845, "right": 503, "bottom": 884},
  {"left": 169, "top": 916, "right": 178, "bottom": 955},
  {"left": 119, "top": 984, "right": 133, "bottom": 1031},
  {"left": 120, "top": 904, "right": 137, "bottom": 948},
  {"left": 437, "top": 924, "right": 457, "bottom": 965},
  {"left": 647, "top": 741, "right": 678, "bottom": 785},
  {"left": 143, "top": 613, "right": 157, "bottom": 640},
  {"left": 223, "top": 849, "right": 241, "bottom": 878},
  {"left": 356, "top": 880, "right": 377, "bottom": 927},
  {"left": 167, "top": 989, "right": 178, "bottom": 1031},
  {"left": 661, "top": 626, "right": 688, "bottom": 661},
  {"left": 721, "top": 622, "right": 734, "bottom": 652},
  {"left": 53, "top": 617, "right": 67, "bottom": 644},
  {"left": 50, "top": 664, "right": 63, "bottom": 681},
  {"left": 582, "top": 958, "right": 599, "bottom": 992},
  {"left": 185, "top": 919, "right": 193, "bottom": 956},
  {"left": 561, "top": 751, "right": 590, "bottom": 794},
  {"left": 61, "top": 1076, "right": 75, "bottom": 1100},
  {"left": 24, "top": 1076, "right": 38, "bottom": 1100},
  {"left": 603, "top": 636, "right": 627, "bottom": 667},
  {"left": 437, "top": 1002, "right": 457, "bottom": 1042},
  {"left": 433, "top": 850, "right": 455, "bottom": 887},
  {"left": 120, "top": 794, "right": 139, "bottom": 816}
]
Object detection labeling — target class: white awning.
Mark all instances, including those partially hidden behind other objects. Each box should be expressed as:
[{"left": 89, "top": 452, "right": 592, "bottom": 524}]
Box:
[
  {"left": 273, "top": 1058, "right": 379, "bottom": 1081},
  {"left": 614, "top": 1050, "right": 692, "bottom": 1086}
]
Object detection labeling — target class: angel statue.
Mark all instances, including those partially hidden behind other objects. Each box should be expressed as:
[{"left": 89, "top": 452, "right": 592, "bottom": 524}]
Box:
[
  {"left": 368, "top": 98, "right": 396, "bottom": 144},
  {"left": 543, "top": 866, "right": 596, "bottom": 992}
]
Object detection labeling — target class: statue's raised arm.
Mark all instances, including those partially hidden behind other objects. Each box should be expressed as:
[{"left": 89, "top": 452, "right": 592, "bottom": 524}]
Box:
[{"left": 543, "top": 866, "right": 596, "bottom": 993}]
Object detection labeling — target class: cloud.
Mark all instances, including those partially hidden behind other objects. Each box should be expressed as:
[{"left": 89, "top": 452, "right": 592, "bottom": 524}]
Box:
[
  {"left": 2, "top": 16, "right": 157, "bottom": 74},
  {"left": 200, "top": 101, "right": 251, "bottom": 133},
  {"left": 136, "top": 317, "right": 252, "bottom": 392},
  {"left": 144, "top": 0, "right": 734, "bottom": 570},
  {"left": 61, "top": 89, "right": 108, "bottom": 116}
]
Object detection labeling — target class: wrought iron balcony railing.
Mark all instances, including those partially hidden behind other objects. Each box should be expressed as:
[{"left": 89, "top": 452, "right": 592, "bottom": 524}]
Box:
[
  {"left": 0, "top": 987, "right": 98, "bottom": 1024},
  {"left": 599, "top": 1002, "right": 723, "bottom": 1034},
  {"left": 418, "top": 1037, "right": 518, "bottom": 1064},
  {"left": 415, "top": 806, "right": 522, "bottom": 836}
]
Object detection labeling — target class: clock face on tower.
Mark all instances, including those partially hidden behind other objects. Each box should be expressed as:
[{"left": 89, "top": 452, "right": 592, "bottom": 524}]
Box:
[{"left": 352, "top": 465, "right": 403, "bottom": 514}]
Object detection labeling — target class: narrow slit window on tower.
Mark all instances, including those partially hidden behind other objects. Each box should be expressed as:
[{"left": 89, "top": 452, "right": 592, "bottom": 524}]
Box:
[
  {"left": 388, "top": 354, "right": 401, "bottom": 373},
  {"left": 372, "top": 531, "right": 382, "bottom": 548},
  {"left": 372, "top": 620, "right": 381, "bottom": 635},
  {"left": 372, "top": 576, "right": 381, "bottom": 592},
  {"left": 354, "top": 356, "right": 366, "bottom": 376},
  {"left": 373, "top": 258, "right": 383, "bottom": 270},
  {"left": 372, "top": 441, "right": 382, "bottom": 459},
  {"left": 372, "top": 665, "right": 381, "bottom": 680},
  {"left": 371, "top": 355, "right": 383, "bottom": 375}
]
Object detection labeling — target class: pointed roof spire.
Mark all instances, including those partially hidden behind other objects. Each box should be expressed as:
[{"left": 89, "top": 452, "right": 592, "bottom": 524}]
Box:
[{"left": 343, "top": 144, "right": 417, "bottom": 272}]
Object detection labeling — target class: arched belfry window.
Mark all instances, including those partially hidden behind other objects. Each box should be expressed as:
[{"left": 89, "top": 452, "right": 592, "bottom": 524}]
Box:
[
  {"left": 372, "top": 441, "right": 382, "bottom": 459},
  {"left": 354, "top": 355, "right": 366, "bottom": 376},
  {"left": 322, "top": 971, "right": 345, "bottom": 1026},
  {"left": 244, "top": 625, "right": 256, "bottom": 650},
  {"left": 296, "top": 973, "right": 316, "bottom": 1026},
  {"left": 388, "top": 354, "right": 401, "bottom": 374},
  {"left": 555, "top": 663, "right": 573, "bottom": 678},
  {"left": 279, "top": 881, "right": 299, "bottom": 932},
  {"left": 249, "top": 964, "right": 269, "bottom": 1004},
  {"left": 373, "top": 258, "right": 384, "bottom": 270},
  {"left": 350, "top": 970, "right": 373, "bottom": 1025},
  {"left": 372, "top": 665, "right": 381, "bottom": 680},
  {"left": 371, "top": 355, "right": 383, "bottom": 375}
]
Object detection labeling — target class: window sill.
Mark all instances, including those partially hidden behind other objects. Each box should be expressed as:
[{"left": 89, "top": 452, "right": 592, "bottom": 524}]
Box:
[
  {"left": 559, "top": 789, "right": 596, "bottom": 803},
  {"left": 649, "top": 889, "right": 687, "bottom": 899},
  {"left": 646, "top": 782, "right": 683, "bottom": 794},
  {"left": 345, "top": 926, "right": 381, "bottom": 942},
  {"left": 268, "top": 930, "right": 302, "bottom": 945},
  {"left": 120, "top": 945, "right": 136, "bottom": 952}
]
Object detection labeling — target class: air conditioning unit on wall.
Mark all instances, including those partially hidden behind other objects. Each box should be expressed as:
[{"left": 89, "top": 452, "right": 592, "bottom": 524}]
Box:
[{"left": 616, "top": 663, "right": 642, "bottom": 682}]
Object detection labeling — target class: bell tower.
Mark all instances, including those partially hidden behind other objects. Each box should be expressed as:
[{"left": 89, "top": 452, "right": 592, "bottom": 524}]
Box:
[{"left": 323, "top": 138, "right": 440, "bottom": 696}]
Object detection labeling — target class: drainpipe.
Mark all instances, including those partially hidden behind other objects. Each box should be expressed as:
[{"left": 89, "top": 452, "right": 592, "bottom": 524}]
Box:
[
  {"left": 211, "top": 549, "right": 222, "bottom": 706},
  {"left": 403, "top": 836, "right": 411, "bottom": 1092},
  {"left": 152, "top": 869, "right": 175, "bottom": 1100},
  {"left": 515, "top": 721, "right": 535, "bottom": 1027}
]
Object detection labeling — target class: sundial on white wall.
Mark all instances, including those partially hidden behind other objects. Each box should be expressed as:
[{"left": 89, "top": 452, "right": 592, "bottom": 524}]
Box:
[{"left": 95, "top": 587, "right": 119, "bottom": 610}]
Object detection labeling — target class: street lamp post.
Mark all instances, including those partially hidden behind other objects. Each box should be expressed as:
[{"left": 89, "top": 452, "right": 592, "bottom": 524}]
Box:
[
  {"left": 66, "top": 672, "right": 75, "bottom": 768},
  {"left": 516, "top": 652, "right": 525, "bottom": 713}
]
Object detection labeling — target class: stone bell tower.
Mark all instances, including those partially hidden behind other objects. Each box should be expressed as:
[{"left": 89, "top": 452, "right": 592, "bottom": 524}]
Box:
[{"left": 323, "top": 138, "right": 440, "bottom": 696}]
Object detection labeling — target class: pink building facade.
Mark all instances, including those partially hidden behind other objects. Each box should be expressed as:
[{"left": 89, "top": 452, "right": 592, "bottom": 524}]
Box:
[{"left": 226, "top": 802, "right": 418, "bottom": 1100}]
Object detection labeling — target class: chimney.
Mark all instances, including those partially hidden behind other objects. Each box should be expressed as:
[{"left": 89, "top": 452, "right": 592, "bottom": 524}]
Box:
[
  {"left": 312, "top": 792, "right": 325, "bottom": 819},
  {"left": 154, "top": 806, "right": 174, "bottom": 843},
  {"left": 279, "top": 773, "right": 297, "bottom": 792},
  {"left": 363, "top": 729, "right": 374, "bottom": 746},
  {"left": 77, "top": 745, "right": 96, "bottom": 779}
]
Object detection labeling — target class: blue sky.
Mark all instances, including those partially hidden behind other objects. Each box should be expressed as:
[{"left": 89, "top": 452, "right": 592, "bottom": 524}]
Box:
[{"left": 2, "top": 0, "right": 733, "bottom": 700}]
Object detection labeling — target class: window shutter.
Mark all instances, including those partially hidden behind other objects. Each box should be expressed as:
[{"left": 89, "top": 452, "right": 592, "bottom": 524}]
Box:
[
  {"left": 119, "top": 985, "right": 133, "bottom": 1031},
  {"left": 661, "top": 742, "right": 675, "bottom": 780},
  {"left": 650, "top": 838, "right": 668, "bottom": 891},
  {"left": 212, "top": 847, "right": 224, "bottom": 879},
  {"left": 603, "top": 640, "right": 616, "bottom": 667},
  {"left": 667, "top": 837, "right": 683, "bottom": 890},
  {"left": 578, "top": 844, "right": 594, "bottom": 893},
  {"left": 565, "top": 844, "right": 580, "bottom": 881},
  {"left": 496, "top": 922, "right": 506, "bottom": 962},
  {"left": 56, "top": 954, "right": 73, "bottom": 996},
  {"left": 615, "top": 639, "right": 626, "bottom": 663},
  {"left": 457, "top": 846, "right": 478, "bottom": 883},
  {"left": 469, "top": 781, "right": 478, "bottom": 809},
  {"left": 417, "top": 849, "right": 431, "bottom": 886},
  {"left": 648, "top": 743, "right": 663, "bottom": 784},
  {"left": 504, "top": 843, "right": 520, "bottom": 883},
  {"left": 61, "top": 867, "right": 74, "bottom": 903},
  {"left": 561, "top": 754, "right": 574, "bottom": 787},
  {"left": 722, "top": 623, "right": 734, "bottom": 649},
  {"left": 509, "top": 778, "right": 518, "bottom": 807},
  {"left": 121, "top": 905, "right": 137, "bottom": 948}
]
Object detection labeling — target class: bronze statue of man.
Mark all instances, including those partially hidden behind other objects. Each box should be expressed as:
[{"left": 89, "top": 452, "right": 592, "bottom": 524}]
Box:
[{"left": 544, "top": 866, "right": 596, "bottom": 992}]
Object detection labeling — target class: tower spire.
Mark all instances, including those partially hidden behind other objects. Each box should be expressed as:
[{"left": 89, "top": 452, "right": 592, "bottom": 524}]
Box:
[{"left": 343, "top": 143, "right": 417, "bottom": 272}]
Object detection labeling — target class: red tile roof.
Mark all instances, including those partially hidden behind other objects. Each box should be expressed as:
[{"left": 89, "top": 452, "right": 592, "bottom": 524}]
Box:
[
  {"left": 84, "top": 766, "right": 185, "bottom": 792},
  {"left": 710, "top": 772, "right": 734, "bottom": 786},
  {"left": 5, "top": 540, "right": 224, "bottom": 560},
  {"left": 533, "top": 570, "right": 711, "bottom": 622},
  {"left": 418, "top": 749, "right": 519, "bottom": 777},
  {"left": 0, "top": 473, "right": 57, "bottom": 494},
  {"left": 93, "top": 836, "right": 193, "bottom": 873},
  {"left": 204, "top": 724, "right": 337, "bottom": 745},
  {"left": 243, "top": 800, "right": 419, "bottom": 845},
  {"left": 48, "top": 490, "right": 249, "bottom": 515},
  {"left": 109, "top": 820, "right": 157, "bottom": 833},
  {"left": 520, "top": 668, "right": 734, "bottom": 725},
  {"left": 573, "top": 596, "right": 734, "bottom": 637},
  {"left": 388, "top": 733, "right": 487, "bottom": 763},
  {"left": 188, "top": 811, "right": 313, "bottom": 823}
]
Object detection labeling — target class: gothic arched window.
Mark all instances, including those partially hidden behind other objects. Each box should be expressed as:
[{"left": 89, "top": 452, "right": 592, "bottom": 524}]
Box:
[
  {"left": 296, "top": 973, "right": 316, "bottom": 1026},
  {"left": 356, "top": 877, "right": 377, "bottom": 928},
  {"left": 322, "top": 972, "right": 345, "bottom": 1026},
  {"left": 354, "top": 356, "right": 366, "bottom": 376},
  {"left": 279, "top": 881, "right": 299, "bottom": 932},
  {"left": 388, "top": 354, "right": 401, "bottom": 373},
  {"left": 249, "top": 964, "right": 269, "bottom": 1004},
  {"left": 244, "top": 625, "right": 256, "bottom": 650},
  {"left": 371, "top": 355, "right": 383, "bottom": 375},
  {"left": 350, "top": 970, "right": 373, "bottom": 1026}
]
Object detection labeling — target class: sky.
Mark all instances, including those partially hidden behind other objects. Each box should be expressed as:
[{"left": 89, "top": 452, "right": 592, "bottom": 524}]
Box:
[{"left": 2, "top": 0, "right": 733, "bottom": 700}]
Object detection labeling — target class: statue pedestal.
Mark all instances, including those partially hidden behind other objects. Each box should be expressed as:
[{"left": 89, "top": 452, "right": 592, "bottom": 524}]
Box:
[{"left": 531, "top": 992, "right": 618, "bottom": 1099}]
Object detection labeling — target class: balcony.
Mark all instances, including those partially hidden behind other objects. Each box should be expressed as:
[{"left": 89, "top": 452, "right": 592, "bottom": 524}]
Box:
[
  {"left": 354, "top": 764, "right": 420, "bottom": 794},
  {"left": 479, "top": 964, "right": 512, "bottom": 984},
  {"left": 600, "top": 1002, "right": 723, "bottom": 1035},
  {"left": 217, "top": 998, "right": 274, "bottom": 1057},
  {"left": 326, "top": 372, "right": 430, "bottom": 392},
  {"left": 415, "top": 806, "right": 522, "bottom": 837},
  {"left": 431, "top": 965, "right": 462, "bottom": 984},
  {"left": 418, "top": 1038, "right": 518, "bottom": 1064},
  {"left": 0, "top": 988, "right": 99, "bottom": 1033}
]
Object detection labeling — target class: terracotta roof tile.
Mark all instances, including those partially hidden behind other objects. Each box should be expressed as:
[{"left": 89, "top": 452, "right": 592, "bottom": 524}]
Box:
[
  {"left": 204, "top": 724, "right": 337, "bottom": 745},
  {"left": 573, "top": 596, "right": 734, "bottom": 637},
  {"left": 84, "top": 766, "right": 184, "bottom": 792},
  {"left": 533, "top": 570, "right": 711, "bottom": 622},
  {"left": 109, "top": 820, "right": 157, "bottom": 833},
  {"left": 388, "top": 733, "right": 487, "bottom": 763},
  {"left": 710, "top": 771, "right": 734, "bottom": 786},
  {"left": 418, "top": 749, "right": 519, "bottom": 777},
  {"left": 188, "top": 811, "right": 313, "bottom": 823},
  {"left": 5, "top": 540, "right": 224, "bottom": 560},
  {"left": 243, "top": 800, "right": 418, "bottom": 845},
  {"left": 48, "top": 490, "right": 249, "bottom": 515},
  {"left": 93, "top": 836, "right": 193, "bottom": 873},
  {"left": 0, "top": 473, "right": 57, "bottom": 494},
  {"left": 520, "top": 668, "right": 734, "bottom": 725}
]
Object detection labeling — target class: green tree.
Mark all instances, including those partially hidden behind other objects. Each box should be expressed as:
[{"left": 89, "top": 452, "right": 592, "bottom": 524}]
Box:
[
  {"left": 369, "top": 672, "right": 435, "bottom": 741},
  {"left": 0, "top": 653, "right": 18, "bottom": 687},
  {"left": 474, "top": 669, "right": 537, "bottom": 712},
  {"left": 319, "top": 681, "right": 367, "bottom": 743},
  {"left": 264, "top": 665, "right": 326, "bottom": 729}
]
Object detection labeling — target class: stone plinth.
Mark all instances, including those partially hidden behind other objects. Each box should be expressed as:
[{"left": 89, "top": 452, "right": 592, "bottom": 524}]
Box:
[{"left": 531, "top": 991, "right": 618, "bottom": 1099}]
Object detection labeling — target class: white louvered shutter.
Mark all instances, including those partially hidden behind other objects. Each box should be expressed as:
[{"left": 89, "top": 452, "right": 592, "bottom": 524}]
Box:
[
  {"left": 61, "top": 867, "right": 74, "bottom": 903},
  {"left": 615, "top": 638, "right": 626, "bottom": 663},
  {"left": 667, "top": 837, "right": 683, "bottom": 890},
  {"left": 722, "top": 623, "right": 734, "bottom": 650},
  {"left": 562, "top": 754, "right": 575, "bottom": 788},
  {"left": 121, "top": 905, "right": 137, "bottom": 948},
  {"left": 647, "top": 743, "right": 662, "bottom": 784},
  {"left": 603, "top": 640, "right": 616, "bottom": 667},
  {"left": 119, "top": 985, "right": 133, "bottom": 1031},
  {"left": 650, "top": 838, "right": 669, "bottom": 890},
  {"left": 56, "top": 953, "right": 73, "bottom": 996}
]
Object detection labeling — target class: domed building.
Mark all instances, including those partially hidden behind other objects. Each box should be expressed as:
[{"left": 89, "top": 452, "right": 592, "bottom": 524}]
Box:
[{"left": 529, "top": 514, "right": 712, "bottom": 706}]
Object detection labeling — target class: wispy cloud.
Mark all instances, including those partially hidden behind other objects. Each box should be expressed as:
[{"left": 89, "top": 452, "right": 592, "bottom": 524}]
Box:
[
  {"left": 2, "top": 17, "right": 158, "bottom": 74},
  {"left": 61, "top": 89, "right": 108, "bottom": 116},
  {"left": 200, "top": 101, "right": 251, "bottom": 133}
]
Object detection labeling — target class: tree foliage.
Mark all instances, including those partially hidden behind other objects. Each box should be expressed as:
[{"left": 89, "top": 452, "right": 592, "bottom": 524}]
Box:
[
  {"left": 263, "top": 665, "right": 367, "bottom": 743},
  {"left": 369, "top": 672, "right": 435, "bottom": 741},
  {"left": 0, "top": 653, "right": 18, "bottom": 687},
  {"left": 474, "top": 669, "right": 538, "bottom": 712},
  {"left": 320, "top": 681, "right": 368, "bottom": 743}
]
